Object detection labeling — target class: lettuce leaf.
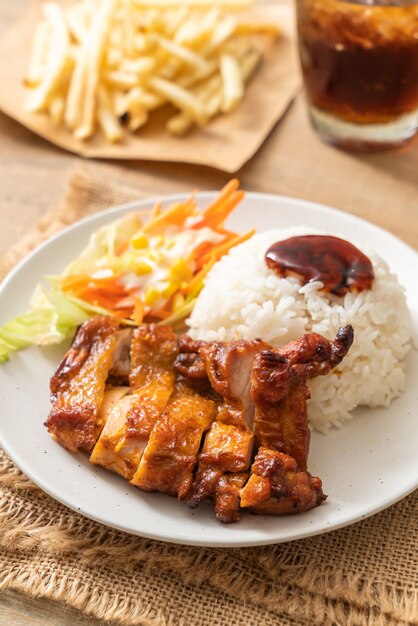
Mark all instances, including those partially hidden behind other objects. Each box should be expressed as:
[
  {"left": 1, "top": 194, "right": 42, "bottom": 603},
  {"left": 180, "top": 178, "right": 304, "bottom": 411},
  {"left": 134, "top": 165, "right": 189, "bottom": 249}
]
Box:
[
  {"left": 0, "top": 285, "right": 90, "bottom": 363},
  {"left": 64, "top": 212, "right": 143, "bottom": 276}
]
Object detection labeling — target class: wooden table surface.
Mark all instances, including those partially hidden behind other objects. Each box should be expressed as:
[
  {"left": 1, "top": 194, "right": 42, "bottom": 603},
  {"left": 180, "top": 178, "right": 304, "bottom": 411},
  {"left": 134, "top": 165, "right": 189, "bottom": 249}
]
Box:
[{"left": 0, "top": 1, "right": 417, "bottom": 624}]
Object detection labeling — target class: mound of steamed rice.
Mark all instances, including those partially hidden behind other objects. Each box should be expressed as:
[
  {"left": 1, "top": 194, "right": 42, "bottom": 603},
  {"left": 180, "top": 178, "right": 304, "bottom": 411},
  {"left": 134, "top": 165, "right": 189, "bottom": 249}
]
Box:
[{"left": 188, "top": 227, "right": 412, "bottom": 433}]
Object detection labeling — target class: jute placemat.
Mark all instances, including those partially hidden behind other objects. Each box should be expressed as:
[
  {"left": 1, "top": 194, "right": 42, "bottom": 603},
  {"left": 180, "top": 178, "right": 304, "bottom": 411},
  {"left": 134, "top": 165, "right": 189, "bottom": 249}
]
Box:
[{"left": 0, "top": 171, "right": 417, "bottom": 626}]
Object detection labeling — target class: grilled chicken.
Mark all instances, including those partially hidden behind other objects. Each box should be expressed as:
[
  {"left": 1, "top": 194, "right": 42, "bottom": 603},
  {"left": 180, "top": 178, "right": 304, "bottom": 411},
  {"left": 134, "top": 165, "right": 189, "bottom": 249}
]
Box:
[
  {"left": 46, "top": 319, "right": 353, "bottom": 524},
  {"left": 175, "top": 336, "right": 207, "bottom": 379},
  {"left": 242, "top": 326, "right": 354, "bottom": 511},
  {"left": 107, "top": 328, "right": 133, "bottom": 385},
  {"left": 214, "top": 473, "right": 248, "bottom": 523},
  {"left": 177, "top": 337, "right": 268, "bottom": 425},
  {"left": 240, "top": 448, "right": 326, "bottom": 514},
  {"left": 251, "top": 351, "right": 310, "bottom": 470},
  {"left": 187, "top": 420, "right": 253, "bottom": 513},
  {"left": 131, "top": 381, "right": 217, "bottom": 499},
  {"left": 45, "top": 316, "right": 119, "bottom": 452},
  {"left": 94, "top": 386, "right": 131, "bottom": 438},
  {"left": 252, "top": 326, "right": 354, "bottom": 470},
  {"left": 89, "top": 394, "right": 137, "bottom": 477},
  {"left": 275, "top": 325, "right": 354, "bottom": 379},
  {"left": 181, "top": 339, "right": 266, "bottom": 521},
  {"left": 126, "top": 324, "right": 179, "bottom": 435},
  {"left": 90, "top": 325, "right": 178, "bottom": 479}
]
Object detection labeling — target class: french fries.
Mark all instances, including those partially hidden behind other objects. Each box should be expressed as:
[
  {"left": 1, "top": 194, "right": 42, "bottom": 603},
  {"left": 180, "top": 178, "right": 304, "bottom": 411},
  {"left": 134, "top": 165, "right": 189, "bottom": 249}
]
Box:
[
  {"left": 220, "top": 53, "right": 243, "bottom": 112},
  {"left": 97, "top": 86, "right": 124, "bottom": 143},
  {"left": 25, "top": 3, "right": 72, "bottom": 113},
  {"left": 25, "top": 20, "right": 50, "bottom": 87},
  {"left": 24, "top": 0, "right": 280, "bottom": 142}
]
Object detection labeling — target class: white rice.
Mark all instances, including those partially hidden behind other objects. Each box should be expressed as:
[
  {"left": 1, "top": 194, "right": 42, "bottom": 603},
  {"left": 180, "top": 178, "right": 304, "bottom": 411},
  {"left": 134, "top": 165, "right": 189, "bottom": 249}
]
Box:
[{"left": 187, "top": 227, "right": 412, "bottom": 433}]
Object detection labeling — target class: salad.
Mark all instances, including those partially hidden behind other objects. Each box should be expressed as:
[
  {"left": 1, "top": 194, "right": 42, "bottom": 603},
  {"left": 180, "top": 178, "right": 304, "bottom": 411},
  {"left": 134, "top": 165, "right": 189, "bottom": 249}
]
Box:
[{"left": 0, "top": 179, "right": 253, "bottom": 363}]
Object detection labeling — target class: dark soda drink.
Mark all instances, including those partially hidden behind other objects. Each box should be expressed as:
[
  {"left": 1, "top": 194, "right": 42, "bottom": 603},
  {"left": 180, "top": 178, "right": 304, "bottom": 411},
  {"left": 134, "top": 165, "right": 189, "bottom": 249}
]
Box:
[{"left": 296, "top": 0, "right": 418, "bottom": 150}]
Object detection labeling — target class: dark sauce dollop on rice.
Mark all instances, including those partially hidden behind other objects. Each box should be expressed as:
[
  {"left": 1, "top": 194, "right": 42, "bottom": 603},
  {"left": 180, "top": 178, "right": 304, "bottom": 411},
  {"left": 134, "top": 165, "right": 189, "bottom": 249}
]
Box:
[{"left": 265, "top": 235, "right": 374, "bottom": 296}]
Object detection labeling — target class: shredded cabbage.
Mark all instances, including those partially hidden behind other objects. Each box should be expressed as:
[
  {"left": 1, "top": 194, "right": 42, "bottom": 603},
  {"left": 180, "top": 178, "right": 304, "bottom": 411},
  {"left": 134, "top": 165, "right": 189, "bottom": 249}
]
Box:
[
  {"left": 64, "top": 212, "right": 143, "bottom": 276},
  {"left": 0, "top": 285, "right": 90, "bottom": 363}
]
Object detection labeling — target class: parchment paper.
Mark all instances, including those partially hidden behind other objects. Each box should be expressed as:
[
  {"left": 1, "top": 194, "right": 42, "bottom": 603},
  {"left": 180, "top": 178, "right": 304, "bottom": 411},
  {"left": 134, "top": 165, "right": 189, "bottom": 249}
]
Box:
[{"left": 0, "top": 1, "right": 301, "bottom": 172}]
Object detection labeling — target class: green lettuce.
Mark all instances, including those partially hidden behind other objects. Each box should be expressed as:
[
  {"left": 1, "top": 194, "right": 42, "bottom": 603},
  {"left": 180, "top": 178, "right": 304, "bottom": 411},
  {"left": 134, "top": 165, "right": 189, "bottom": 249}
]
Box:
[
  {"left": 0, "top": 285, "right": 90, "bottom": 364},
  {"left": 64, "top": 212, "right": 143, "bottom": 276}
]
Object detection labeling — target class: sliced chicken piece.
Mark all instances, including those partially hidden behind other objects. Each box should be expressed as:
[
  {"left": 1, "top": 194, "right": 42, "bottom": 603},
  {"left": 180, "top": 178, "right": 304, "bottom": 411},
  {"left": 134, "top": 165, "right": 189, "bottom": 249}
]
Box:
[
  {"left": 275, "top": 325, "right": 354, "bottom": 379},
  {"left": 90, "top": 324, "right": 178, "bottom": 479},
  {"left": 176, "top": 336, "right": 269, "bottom": 426},
  {"left": 241, "top": 326, "right": 354, "bottom": 513},
  {"left": 174, "top": 336, "right": 207, "bottom": 379},
  {"left": 45, "top": 316, "right": 119, "bottom": 452},
  {"left": 126, "top": 324, "right": 179, "bottom": 436},
  {"left": 252, "top": 351, "right": 310, "bottom": 470},
  {"left": 129, "top": 324, "right": 178, "bottom": 388},
  {"left": 198, "top": 339, "right": 268, "bottom": 428},
  {"left": 94, "top": 385, "right": 131, "bottom": 441},
  {"left": 180, "top": 338, "right": 267, "bottom": 520},
  {"left": 187, "top": 420, "right": 253, "bottom": 509},
  {"left": 252, "top": 326, "right": 354, "bottom": 471},
  {"left": 107, "top": 328, "right": 133, "bottom": 385},
  {"left": 240, "top": 448, "right": 326, "bottom": 514},
  {"left": 131, "top": 381, "right": 217, "bottom": 499},
  {"left": 90, "top": 394, "right": 145, "bottom": 477},
  {"left": 214, "top": 473, "right": 248, "bottom": 524}
]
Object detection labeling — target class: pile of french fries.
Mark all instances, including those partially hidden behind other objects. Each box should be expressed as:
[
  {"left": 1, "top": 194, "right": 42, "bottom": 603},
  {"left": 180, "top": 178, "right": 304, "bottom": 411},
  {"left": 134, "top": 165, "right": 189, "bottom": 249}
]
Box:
[{"left": 24, "top": 0, "right": 280, "bottom": 142}]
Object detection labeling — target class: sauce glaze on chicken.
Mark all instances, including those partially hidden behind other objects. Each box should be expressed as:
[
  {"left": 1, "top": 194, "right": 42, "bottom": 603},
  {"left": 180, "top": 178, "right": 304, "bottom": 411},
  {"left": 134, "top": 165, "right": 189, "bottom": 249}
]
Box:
[{"left": 45, "top": 316, "right": 353, "bottom": 523}]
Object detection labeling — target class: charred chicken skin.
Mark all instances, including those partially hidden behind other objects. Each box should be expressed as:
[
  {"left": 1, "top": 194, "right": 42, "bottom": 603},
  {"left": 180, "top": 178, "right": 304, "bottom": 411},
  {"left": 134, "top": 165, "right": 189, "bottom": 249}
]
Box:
[
  {"left": 46, "top": 317, "right": 353, "bottom": 523},
  {"left": 243, "top": 326, "right": 354, "bottom": 511},
  {"left": 176, "top": 326, "right": 353, "bottom": 520},
  {"left": 240, "top": 448, "right": 326, "bottom": 514},
  {"left": 252, "top": 325, "right": 354, "bottom": 470},
  {"left": 45, "top": 316, "right": 119, "bottom": 452}
]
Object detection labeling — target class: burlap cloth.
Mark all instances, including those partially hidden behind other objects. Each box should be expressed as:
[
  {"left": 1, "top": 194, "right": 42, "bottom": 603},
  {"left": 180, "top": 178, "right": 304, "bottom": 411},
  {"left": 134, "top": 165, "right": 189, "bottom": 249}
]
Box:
[{"left": 0, "top": 171, "right": 417, "bottom": 626}]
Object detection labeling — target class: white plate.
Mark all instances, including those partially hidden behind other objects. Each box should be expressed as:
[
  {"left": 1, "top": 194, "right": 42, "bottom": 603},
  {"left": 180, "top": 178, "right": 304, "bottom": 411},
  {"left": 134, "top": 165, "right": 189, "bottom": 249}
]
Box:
[{"left": 0, "top": 192, "right": 417, "bottom": 547}]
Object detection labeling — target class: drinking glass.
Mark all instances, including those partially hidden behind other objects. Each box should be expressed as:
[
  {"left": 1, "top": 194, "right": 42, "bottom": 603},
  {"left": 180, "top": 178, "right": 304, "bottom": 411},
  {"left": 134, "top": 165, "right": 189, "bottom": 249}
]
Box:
[{"left": 296, "top": 0, "right": 418, "bottom": 151}]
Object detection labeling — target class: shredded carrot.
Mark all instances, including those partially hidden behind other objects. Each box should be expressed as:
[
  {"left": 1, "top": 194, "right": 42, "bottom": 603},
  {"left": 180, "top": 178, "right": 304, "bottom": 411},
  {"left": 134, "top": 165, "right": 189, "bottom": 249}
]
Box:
[
  {"left": 61, "top": 274, "right": 132, "bottom": 315},
  {"left": 113, "top": 308, "right": 134, "bottom": 320},
  {"left": 189, "top": 231, "right": 239, "bottom": 270},
  {"left": 200, "top": 179, "right": 239, "bottom": 221},
  {"left": 190, "top": 241, "right": 214, "bottom": 260},
  {"left": 143, "top": 198, "right": 196, "bottom": 233},
  {"left": 192, "top": 190, "right": 245, "bottom": 231},
  {"left": 188, "top": 241, "right": 216, "bottom": 271},
  {"left": 115, "top": 241, "right": 129, "bottom": 256},
  {"left": 61, "top": 275, "right": 125, "bottom": 294},
  {"left": 211, "top": 226, "right": 237, "bottom": 237},
  {"left": 182, "top": 257, "right": 217, "bottom": 295},
  {"left": 60, "top": 275, "right": 91, "bottom": 294},
  {"left": 114, "top": 295, "right": 135, "bottom": 307},
  {"left": 199, "top": 229, "right": 255, "bottom": 267},
  {"left": 133, "top": 297, "right": 144, "bottom": 325},
  {"left": 149, "top": 201, "right": 162, "bottom": 222}
]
